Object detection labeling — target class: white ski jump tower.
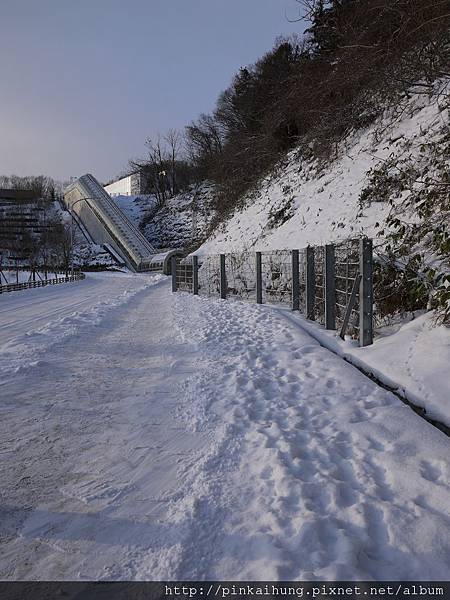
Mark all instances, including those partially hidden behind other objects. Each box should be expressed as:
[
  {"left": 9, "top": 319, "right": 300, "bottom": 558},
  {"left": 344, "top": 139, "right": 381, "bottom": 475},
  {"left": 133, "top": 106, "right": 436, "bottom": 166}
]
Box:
[{"left": 65, "top": 174, "right": 178, "bottom": 272}]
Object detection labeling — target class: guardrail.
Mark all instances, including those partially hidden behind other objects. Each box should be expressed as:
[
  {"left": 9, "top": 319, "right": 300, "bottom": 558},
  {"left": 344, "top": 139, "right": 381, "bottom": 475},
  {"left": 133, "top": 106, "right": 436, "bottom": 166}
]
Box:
[
  {"left": 172, "top": 238, "right": 373, "bottom": 347},
  {"left": 0, "top": 272, "right": 85, "bottom": 294}
]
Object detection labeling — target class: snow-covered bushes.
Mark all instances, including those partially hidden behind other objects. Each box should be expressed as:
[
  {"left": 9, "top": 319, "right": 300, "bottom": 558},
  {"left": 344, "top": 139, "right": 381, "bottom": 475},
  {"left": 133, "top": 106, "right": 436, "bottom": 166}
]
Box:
[{"left": 362, "top": 118, "right": 450, "bottom": 324}]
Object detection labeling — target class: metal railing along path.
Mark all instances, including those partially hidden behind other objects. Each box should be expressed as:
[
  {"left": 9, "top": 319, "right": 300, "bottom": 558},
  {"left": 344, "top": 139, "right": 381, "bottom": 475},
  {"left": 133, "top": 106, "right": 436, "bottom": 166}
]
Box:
[
  {"left": 172, "top": 238, "right": 374, "bottom": 347},
  {"left": 0, "top": 272, "right": 86, "bottom": 294}
]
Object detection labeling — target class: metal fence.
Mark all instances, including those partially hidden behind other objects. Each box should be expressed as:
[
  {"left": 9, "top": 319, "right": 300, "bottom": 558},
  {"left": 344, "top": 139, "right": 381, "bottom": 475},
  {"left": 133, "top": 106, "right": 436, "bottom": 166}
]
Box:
[
  {"left": 0, "top": 272, "right": 86, "bottom": 294},
  {"left": 172, "top": 238, "right": 373, "bottom": 347}
]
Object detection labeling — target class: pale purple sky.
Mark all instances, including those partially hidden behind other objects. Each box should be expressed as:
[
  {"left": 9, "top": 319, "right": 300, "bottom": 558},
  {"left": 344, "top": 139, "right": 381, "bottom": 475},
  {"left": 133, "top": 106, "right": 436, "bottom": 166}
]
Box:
[{"left": 0, "top": 0, "right": 305, "bottom": 183}]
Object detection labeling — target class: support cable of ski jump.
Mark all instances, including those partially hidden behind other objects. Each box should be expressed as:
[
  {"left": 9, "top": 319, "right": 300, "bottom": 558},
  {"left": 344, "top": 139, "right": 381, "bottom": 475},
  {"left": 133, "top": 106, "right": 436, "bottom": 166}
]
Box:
[{"left": 64, "top": 174, "right": 181, "bottom": 274}]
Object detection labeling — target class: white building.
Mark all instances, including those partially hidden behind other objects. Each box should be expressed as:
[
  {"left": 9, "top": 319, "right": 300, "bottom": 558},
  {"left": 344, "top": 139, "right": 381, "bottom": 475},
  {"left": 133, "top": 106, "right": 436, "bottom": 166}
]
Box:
[{"left": 104, "top": 172, "right": 148, "bottom": 196}]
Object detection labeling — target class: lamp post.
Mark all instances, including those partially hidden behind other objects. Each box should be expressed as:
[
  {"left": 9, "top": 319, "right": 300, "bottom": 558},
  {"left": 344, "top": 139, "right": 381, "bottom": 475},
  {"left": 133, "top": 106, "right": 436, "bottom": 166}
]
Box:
[{"left": 68, "top": 197, "right": 95, "bottom": 277}]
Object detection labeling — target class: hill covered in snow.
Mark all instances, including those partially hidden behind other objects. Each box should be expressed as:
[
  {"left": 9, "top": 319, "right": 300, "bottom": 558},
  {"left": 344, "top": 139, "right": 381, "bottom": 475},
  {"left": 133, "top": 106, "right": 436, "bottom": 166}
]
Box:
[
  {"left": 111, "top": 184, "right": 217, "bottom": 251},
  {"left": 196, "top": 84, "right": 448, "bottom": 257}
]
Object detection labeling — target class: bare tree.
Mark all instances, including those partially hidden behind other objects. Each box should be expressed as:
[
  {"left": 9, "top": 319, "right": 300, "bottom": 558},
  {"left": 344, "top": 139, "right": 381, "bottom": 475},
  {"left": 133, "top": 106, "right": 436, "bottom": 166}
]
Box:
[
  {"left": 40, "top": 221, "right": 72, "bottom": 274},
  {"left": 0, "top": 174, "right": 58, "bottom": 199},
  {"left": 147, "top": 135, "right": 170, "bottom": 206},
  {"left": 164, "top": 129, "right": 182, "bottom": 196},
  {"left": 130, "top": 128, "right": 196, "bottom": 210}
]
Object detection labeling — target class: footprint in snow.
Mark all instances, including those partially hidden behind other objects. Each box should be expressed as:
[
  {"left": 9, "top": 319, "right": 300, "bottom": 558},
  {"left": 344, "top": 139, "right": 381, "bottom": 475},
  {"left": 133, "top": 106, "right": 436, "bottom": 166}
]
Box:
[
  {"left": 349, "top": 408, "right": 371, "bottom": 424},
  {"left": 334, "top": 481, "right": 359, "bottom": 509},
  {"left": 366, "top": 436, "right": 385, "bottom": 452},
  {"left": 420, "top": 459, "right": 446, "bottom": 484}
]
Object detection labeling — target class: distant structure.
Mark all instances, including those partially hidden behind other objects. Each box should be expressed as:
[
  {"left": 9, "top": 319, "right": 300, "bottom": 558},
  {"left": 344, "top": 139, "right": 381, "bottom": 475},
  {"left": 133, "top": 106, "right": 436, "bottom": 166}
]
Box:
[
  {"left": 0, "top": 189, "right": 47, "bottom": 263},
  {"left": 65, "top": 174, "right": 181, "bottom": 273},
  {"left": 104, "top": 172, "right": 149, "bottom": 196}
]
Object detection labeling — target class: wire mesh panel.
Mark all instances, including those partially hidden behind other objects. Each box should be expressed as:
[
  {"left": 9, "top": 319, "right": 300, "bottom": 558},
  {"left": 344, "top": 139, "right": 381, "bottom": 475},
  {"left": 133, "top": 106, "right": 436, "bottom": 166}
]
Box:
[
  {"left": 262, "top": 250, "right": 292, "bottom": 306},
  {"left": 176, "top": 238, "right": 372, "bottom": 345},
  {"left": 197, "top": 255, "right": 221, "bottom": 298},
  {"left": 225, "top": 252, "right": 256, "bottom": 301},
  {"left": 334, "top": 238, "right": 360, "bottom": 338},
  {"left": 297, "top": 248, "right": 307, "bottom": 314},
  {"left": 314, "top": 245, "right": 326, "bottom": 325},
  {"left": 176, "top": 258, "right": 193, "bottom": 293}
]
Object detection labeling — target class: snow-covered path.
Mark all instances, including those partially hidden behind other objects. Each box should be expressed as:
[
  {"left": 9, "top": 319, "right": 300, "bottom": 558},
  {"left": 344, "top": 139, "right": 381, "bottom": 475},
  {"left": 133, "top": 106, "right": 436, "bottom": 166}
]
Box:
[
  {"left": 0, "top": 272, "right": 155, "bottom": 347},
  {"left": 1, "top": 275, "right": 449, "bottom": 580}
]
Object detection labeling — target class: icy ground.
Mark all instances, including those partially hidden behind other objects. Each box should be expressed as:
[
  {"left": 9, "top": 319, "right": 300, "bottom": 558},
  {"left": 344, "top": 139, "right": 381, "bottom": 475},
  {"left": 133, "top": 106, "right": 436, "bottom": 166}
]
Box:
[{"left": 1, "top": 274, "right": 449, "bottom": 580}]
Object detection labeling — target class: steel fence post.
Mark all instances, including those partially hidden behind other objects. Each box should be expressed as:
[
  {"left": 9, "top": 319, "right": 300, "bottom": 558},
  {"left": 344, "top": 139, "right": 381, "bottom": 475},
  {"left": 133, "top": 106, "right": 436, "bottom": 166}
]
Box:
[
  {"left": 171, "top": 256, "right": 177, "bottom": 293},
  {"left": 192, "top": 255, "right": 199, "bottom": 295},
  {"left": 256, "top": 252, "right": 263, "bottom": 304},
  {"left": 306, "top": 246, "right": 315, "bottom": 320},
  {"left": 292, "top": 249, "right": 300, "bottom": 311},
  {"left": 220, "top": 254, "right": 227, "bottom": 300},
  {"left": 359, "top": 238, "right": 373, "bottom": 346},
  {"left": 325, "top": 244, "right": 336, "bottom": 329}
]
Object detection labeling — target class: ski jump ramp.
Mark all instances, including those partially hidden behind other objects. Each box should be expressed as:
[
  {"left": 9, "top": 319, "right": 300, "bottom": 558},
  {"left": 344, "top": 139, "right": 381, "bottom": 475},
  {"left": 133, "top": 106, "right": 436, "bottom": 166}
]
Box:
[{"left": 64, "top": 174, "right": 179, "bottom": 273}]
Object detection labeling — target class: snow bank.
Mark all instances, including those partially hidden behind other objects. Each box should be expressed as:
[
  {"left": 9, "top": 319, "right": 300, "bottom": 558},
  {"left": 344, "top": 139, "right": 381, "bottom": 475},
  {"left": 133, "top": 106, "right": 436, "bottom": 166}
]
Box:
[
  {"left": 142, "top": 184, "right": 217, "bottom": 250},
  {"left": 279, "top": 309, "right": 450, "bottom": 428},
  {"left": 109, "top": 186, "right": 217, "bottom": 251}
]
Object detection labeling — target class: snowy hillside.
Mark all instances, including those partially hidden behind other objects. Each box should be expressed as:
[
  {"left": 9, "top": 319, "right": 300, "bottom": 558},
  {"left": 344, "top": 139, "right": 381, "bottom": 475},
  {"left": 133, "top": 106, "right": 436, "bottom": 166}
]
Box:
[
  {"left": 141, "top": 184, "right": 216, "bottom": 251},
  {"left": 72, "top": 243, "right": 118, "bottom": 270},
  {"left": 196, "top": 85, "right": 448, "bottom": 255},
  {"left": 110, "top": 194, "right": 156, "bottom": 225},
  {"left": 111, "top": 184, "right": 216, "bottom": 251}
]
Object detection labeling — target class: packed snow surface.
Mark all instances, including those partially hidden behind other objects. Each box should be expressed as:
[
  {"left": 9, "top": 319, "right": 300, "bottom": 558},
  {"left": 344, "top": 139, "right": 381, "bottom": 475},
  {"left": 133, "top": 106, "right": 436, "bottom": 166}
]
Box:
[
  {"left": 1, "top": 276, "right": 449, "bottom": 580},
  {"left": 0, "top": 272, "right": 159, "bottom": 372}
]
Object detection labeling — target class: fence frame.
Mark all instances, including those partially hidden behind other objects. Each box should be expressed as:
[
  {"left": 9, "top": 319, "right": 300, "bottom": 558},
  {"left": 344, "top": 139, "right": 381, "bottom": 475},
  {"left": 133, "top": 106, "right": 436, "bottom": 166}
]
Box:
[
  {"left": 192, "top": 255, "right": 199, "bottom": 296},
  {"left": 220, "top": 254, "right": 227, "bottom": 300},
  {"left": 292, "top": 249, "right": 300, "bottom": 312},
  {"left": 174, "top": 238, "right": 374, "bottom": 347},
  {"left": 324, "top": 244, "right": 336, "bottom": 330},
  {"left": 305, "top": 246, "right": 315, "bottom": 320},
  {"left": 171, "top": 256, "right": 178, "bottom": 292},
  {"left": 339, "top": 273, "right": 361, "bottom": 340},
  {"left": 256, "top": 252, "right": 263, "bottom": 304},
  {"left": 359, "top": 238, "right": 373, "bottom": 346}
]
